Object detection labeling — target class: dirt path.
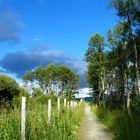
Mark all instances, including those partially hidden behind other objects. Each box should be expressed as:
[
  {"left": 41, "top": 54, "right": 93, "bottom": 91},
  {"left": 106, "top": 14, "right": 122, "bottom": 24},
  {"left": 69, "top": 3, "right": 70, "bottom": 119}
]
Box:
[{"left": 80, "top": 104, "right": 114, "bottom": 140}]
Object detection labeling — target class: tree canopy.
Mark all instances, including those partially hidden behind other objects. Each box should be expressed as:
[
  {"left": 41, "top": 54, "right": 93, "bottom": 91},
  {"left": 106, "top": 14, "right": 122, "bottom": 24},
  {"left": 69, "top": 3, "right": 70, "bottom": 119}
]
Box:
[
  {"left": 23, "top": 64, "right": 79, "bottom": 96},
  {"left": 85, "top": 0, "right": 140, "bottom": 107}
]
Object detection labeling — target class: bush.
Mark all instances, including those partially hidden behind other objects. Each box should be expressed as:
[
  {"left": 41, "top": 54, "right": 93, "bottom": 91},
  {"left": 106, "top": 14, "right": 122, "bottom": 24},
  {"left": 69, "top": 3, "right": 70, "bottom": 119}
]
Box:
[
  {"left": 0, "top": 74, "right": 19, "bottom": 102},
  {"left": 32, "top": 88, "right": 43, "bottom": 97},
  {"left": 132, "top": 95, "right": 140, "bottom": 111}
]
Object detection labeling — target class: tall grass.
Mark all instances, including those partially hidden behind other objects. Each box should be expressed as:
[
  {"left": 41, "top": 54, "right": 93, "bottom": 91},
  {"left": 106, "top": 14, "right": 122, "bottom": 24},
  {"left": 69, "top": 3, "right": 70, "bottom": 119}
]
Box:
[
  {"left": 0, "top": 95, "right": 84, "bottom": 140},
  {"left": 91, "top": 104, "right": 140, "bottom": 140}
]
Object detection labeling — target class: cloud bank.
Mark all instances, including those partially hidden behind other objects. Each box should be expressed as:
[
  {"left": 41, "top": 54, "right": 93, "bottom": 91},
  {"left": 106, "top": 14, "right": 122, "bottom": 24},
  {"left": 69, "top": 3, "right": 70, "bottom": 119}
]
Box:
[
  {"left": 0, "top": 10, "right": 23, "bottom": 43},
  {"left": 0, "top": 45, "right": 87, "bottom": 87}
]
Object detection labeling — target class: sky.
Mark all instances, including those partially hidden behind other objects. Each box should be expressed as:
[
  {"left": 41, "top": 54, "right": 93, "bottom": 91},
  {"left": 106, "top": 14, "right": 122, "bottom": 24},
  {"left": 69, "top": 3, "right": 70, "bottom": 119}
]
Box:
[{"left": 0, "top": 0, "right": 117, "bottom": 87}]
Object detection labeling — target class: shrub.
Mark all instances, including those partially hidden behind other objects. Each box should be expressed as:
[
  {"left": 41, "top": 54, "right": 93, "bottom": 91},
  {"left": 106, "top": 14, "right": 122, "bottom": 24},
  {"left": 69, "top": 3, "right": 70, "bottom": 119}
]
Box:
[
  {"left": 0, "top": 74, "right": 19, "bottom": 102},
  {"left": 32, "top": 88, "right": 43, "bottom": 97}
]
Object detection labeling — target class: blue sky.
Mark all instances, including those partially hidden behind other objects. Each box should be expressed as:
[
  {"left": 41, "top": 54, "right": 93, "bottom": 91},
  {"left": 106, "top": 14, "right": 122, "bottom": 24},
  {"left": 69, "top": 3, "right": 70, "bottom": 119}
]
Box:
[{"left": 0, "top": 0, "right": 117, "bottom": 87}]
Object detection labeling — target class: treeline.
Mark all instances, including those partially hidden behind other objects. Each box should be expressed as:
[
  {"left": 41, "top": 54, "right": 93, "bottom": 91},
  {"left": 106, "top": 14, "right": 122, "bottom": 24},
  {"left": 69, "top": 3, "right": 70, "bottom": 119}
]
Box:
[
  {"left": 85, "top": 0, "right": 140, "bottom": 108},
  {"left": 23, "top": 64, "right": 79, "bottom": 96},
  {"left": 0, "top": 64, "right": 79, "bottom": 104}
]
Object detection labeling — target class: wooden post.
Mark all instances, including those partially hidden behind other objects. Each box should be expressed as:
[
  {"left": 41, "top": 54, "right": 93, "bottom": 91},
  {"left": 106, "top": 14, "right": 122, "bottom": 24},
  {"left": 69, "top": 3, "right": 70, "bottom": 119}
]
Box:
[
  {"left": 48, "top": 99, "right": 51, "bottom": 122},
  {"left": 21, "top": 97, "right": 26, "bottom": 140},
  {"left": 64, "top": 98, "right": 66, "bottom": 108},
  {"left": 58, "top": 96, "right": 60, "bottom": 116}
]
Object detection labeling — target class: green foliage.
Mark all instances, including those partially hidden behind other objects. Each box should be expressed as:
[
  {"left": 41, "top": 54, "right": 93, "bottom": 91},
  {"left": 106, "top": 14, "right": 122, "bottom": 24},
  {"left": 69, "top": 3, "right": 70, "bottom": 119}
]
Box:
[
  {"left": 86, "top": 2, "right": 140, "bottom": 139},
  {"left": 85, "top": 33, "right": 106, "bottom": 104},
  {"left": 45, "top": 64, "right": 58, "bottom": 83},
  {"left": 0, "top": 74, "right": 19, "bottom": 102},
  {"left": 0, "top": 96, "right": 84, "bottom": 140},
  {"left": 32, "top": 88, "right": 43, "bottom": 97},
  {"left": 91, "top": 104, "right": 140, "bottom": 140},
  {"left": 23, "top": 71, "right": 34, "bottom": 82},
  {"left": 132, "top": 95, "right": 140, "bottom": 111},
  {"left": 85, "top": 33, "right": 105, "bottom": 62},
  {"left": 34, "top": 66, "right": 47, "bottom": 89},
  {"left": 109, "top": 0, "right": 140, "bottom": 95},
  {"left": 19, "top": 87, "right": 30, "bottom": 97},
  {"left": 22, "top": 64, "right": 79, "bottom": 96},
  {"left": 85, "top": 0, "right": 140, "bottom": 106},
  {"left": 57, "top": 65, "right": 79, "bottom": 93}
]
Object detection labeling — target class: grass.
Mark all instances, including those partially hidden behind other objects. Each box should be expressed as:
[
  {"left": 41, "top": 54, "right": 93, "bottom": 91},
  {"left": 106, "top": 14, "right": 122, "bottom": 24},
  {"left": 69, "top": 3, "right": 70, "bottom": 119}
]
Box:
[
  {"left": 0, "top": 95, "right": 84, "bottom": 140},
  {"left": 91, "top": 104, "right": 140, "bottom": 140}
]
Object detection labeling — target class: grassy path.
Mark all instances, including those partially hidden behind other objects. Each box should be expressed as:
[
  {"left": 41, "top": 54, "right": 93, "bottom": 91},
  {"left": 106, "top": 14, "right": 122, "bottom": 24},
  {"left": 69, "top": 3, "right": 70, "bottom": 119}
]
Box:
[{"left": 79, "top": 104, "right": 114, "bottom": 140}]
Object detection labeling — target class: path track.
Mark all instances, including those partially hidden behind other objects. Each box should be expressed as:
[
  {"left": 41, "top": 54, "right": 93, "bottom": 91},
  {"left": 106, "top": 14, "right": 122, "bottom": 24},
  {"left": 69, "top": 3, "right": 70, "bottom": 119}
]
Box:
[{"left": 80, "top": 104, "right": 114, "bottom": 140}]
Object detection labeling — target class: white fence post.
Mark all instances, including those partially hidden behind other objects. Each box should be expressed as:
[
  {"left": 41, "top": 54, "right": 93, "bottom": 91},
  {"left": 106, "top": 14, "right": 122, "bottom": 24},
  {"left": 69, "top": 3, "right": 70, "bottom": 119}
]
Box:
[
  {"left": 70, "top": 101, "right": 73, "bottom": 109},
  {"left": 21, "top": 97, "right": 26, "bottom": 140},
  {"left": 64, "top": 98, "right": 66, "bottom": 108},
  {"left": 73, "top": 101, "right": 75, "bottom": 108},
  {"left": 67, "top": 101, "right": 70, "bottom": 109},
  {"left": 79, "top": 98, "right": 83, "bottom": 106},
  {"left": 73, "top": 102, "right": 75, "bottom": 108},
  {"left": 58, "top": 96, "right": 60, "bottom": 116},
  {"left": 48, "top": 99, "right": 51, "bottom": 122}
]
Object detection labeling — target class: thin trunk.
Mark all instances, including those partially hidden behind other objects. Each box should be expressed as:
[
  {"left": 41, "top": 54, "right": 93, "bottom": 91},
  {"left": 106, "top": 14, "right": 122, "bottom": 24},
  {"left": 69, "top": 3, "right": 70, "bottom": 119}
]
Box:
[
  {"left": 59, "top": 83, "right": 64, "bottom": 96},
  {"left": 48, "top": 81, "right": 52, "bottom": 95},
  {"left": 101, "top": 76, "right": 105, "bottom": 91},
  {"left": 101, "top": 76, "right": 106, "bottom": 107},
  {"left": 134, "top": 43, "right": 140, "bottom": 95},
  {"left": 127, "top": 93, "right": 131, "bottom": 109},
  {"left": 127, "top": 92, "right": 133, "bottom": 120},
  {"left": 47, "top": 87, "right": 51, "bottom": 95}
]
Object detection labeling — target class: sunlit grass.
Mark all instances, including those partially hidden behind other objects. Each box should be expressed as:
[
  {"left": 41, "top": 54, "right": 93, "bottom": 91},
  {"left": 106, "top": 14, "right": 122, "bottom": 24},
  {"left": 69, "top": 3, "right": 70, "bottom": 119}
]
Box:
[
  {"left": 91, "top": 104, "right": 140, "bottom": 140},
  {"left": 0, "top": 96, "right": 84, "bottom": 140}
]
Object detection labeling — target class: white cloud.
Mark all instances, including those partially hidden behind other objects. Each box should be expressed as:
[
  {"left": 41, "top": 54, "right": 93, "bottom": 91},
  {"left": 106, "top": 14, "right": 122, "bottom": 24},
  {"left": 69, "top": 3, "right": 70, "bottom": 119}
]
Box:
[{"left": 33, "top": 38, "right": 42, "bottom": 41}]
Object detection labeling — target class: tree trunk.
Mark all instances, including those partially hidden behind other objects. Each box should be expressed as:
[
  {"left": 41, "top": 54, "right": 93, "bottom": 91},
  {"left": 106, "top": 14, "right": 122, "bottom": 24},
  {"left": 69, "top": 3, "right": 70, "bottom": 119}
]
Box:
[
  {"left": 134, "top": 43, "right": 140, "bottom": 95},
  {"left": 47, "top": 87, "right": 51, "bottom": 95},
  {"left": 59, "top": 83, "right": 64, "bottom": 96},
  {"left": 127, "top": 93, "right": 131, "bottom": 109}
]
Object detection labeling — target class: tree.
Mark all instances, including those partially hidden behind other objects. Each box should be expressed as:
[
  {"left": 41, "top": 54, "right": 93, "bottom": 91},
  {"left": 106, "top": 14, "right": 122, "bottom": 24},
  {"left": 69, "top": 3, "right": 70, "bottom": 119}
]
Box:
[
  {"left": 32, "top": 88, "right": 43, "bottom": 97},
  {"left": 22, "top": 64, "right": 79, "bottom": 96},
  {"left": 0, "top": 74, "right": 19, "bottom": 101},
  {"left": 85, "top": 33, "right": 106, "bottom": 105},
  {"left": 110, "top": 0, "right": 140, "bottom": 94},
  {"left": 107, "top": 23, "right": 129, "bottom": 105},
  {"left": 34, "top": 66, "right": 46, "bottom": 90},
  {"left": 57, "top": 65, "right": 76, "bottom": 95},
  {"left": 45, "top": 64, "right": 58, "bottom": 94},
  {"left": 23, "top": 71, "right": 34, "bottom": 82}
]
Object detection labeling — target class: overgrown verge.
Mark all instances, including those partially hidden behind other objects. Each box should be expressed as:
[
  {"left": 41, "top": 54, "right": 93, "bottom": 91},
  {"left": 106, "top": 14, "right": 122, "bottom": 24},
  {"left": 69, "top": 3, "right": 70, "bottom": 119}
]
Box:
[
  {"left": 0, "top": 95, "right": 84, "bottom": 140},
  {"left": 91, "top": 103, "right": 140, "bottom": 140}
]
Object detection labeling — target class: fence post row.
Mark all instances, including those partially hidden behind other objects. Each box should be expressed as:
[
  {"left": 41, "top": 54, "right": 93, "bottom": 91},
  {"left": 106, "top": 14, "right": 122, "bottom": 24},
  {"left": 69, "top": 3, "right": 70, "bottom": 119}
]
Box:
[
  {"left": 21, "top": 97, "right": 26, "bottom": 140},
  {"left": 21, "top": 96, "right": 78, "bottom": 140}
]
